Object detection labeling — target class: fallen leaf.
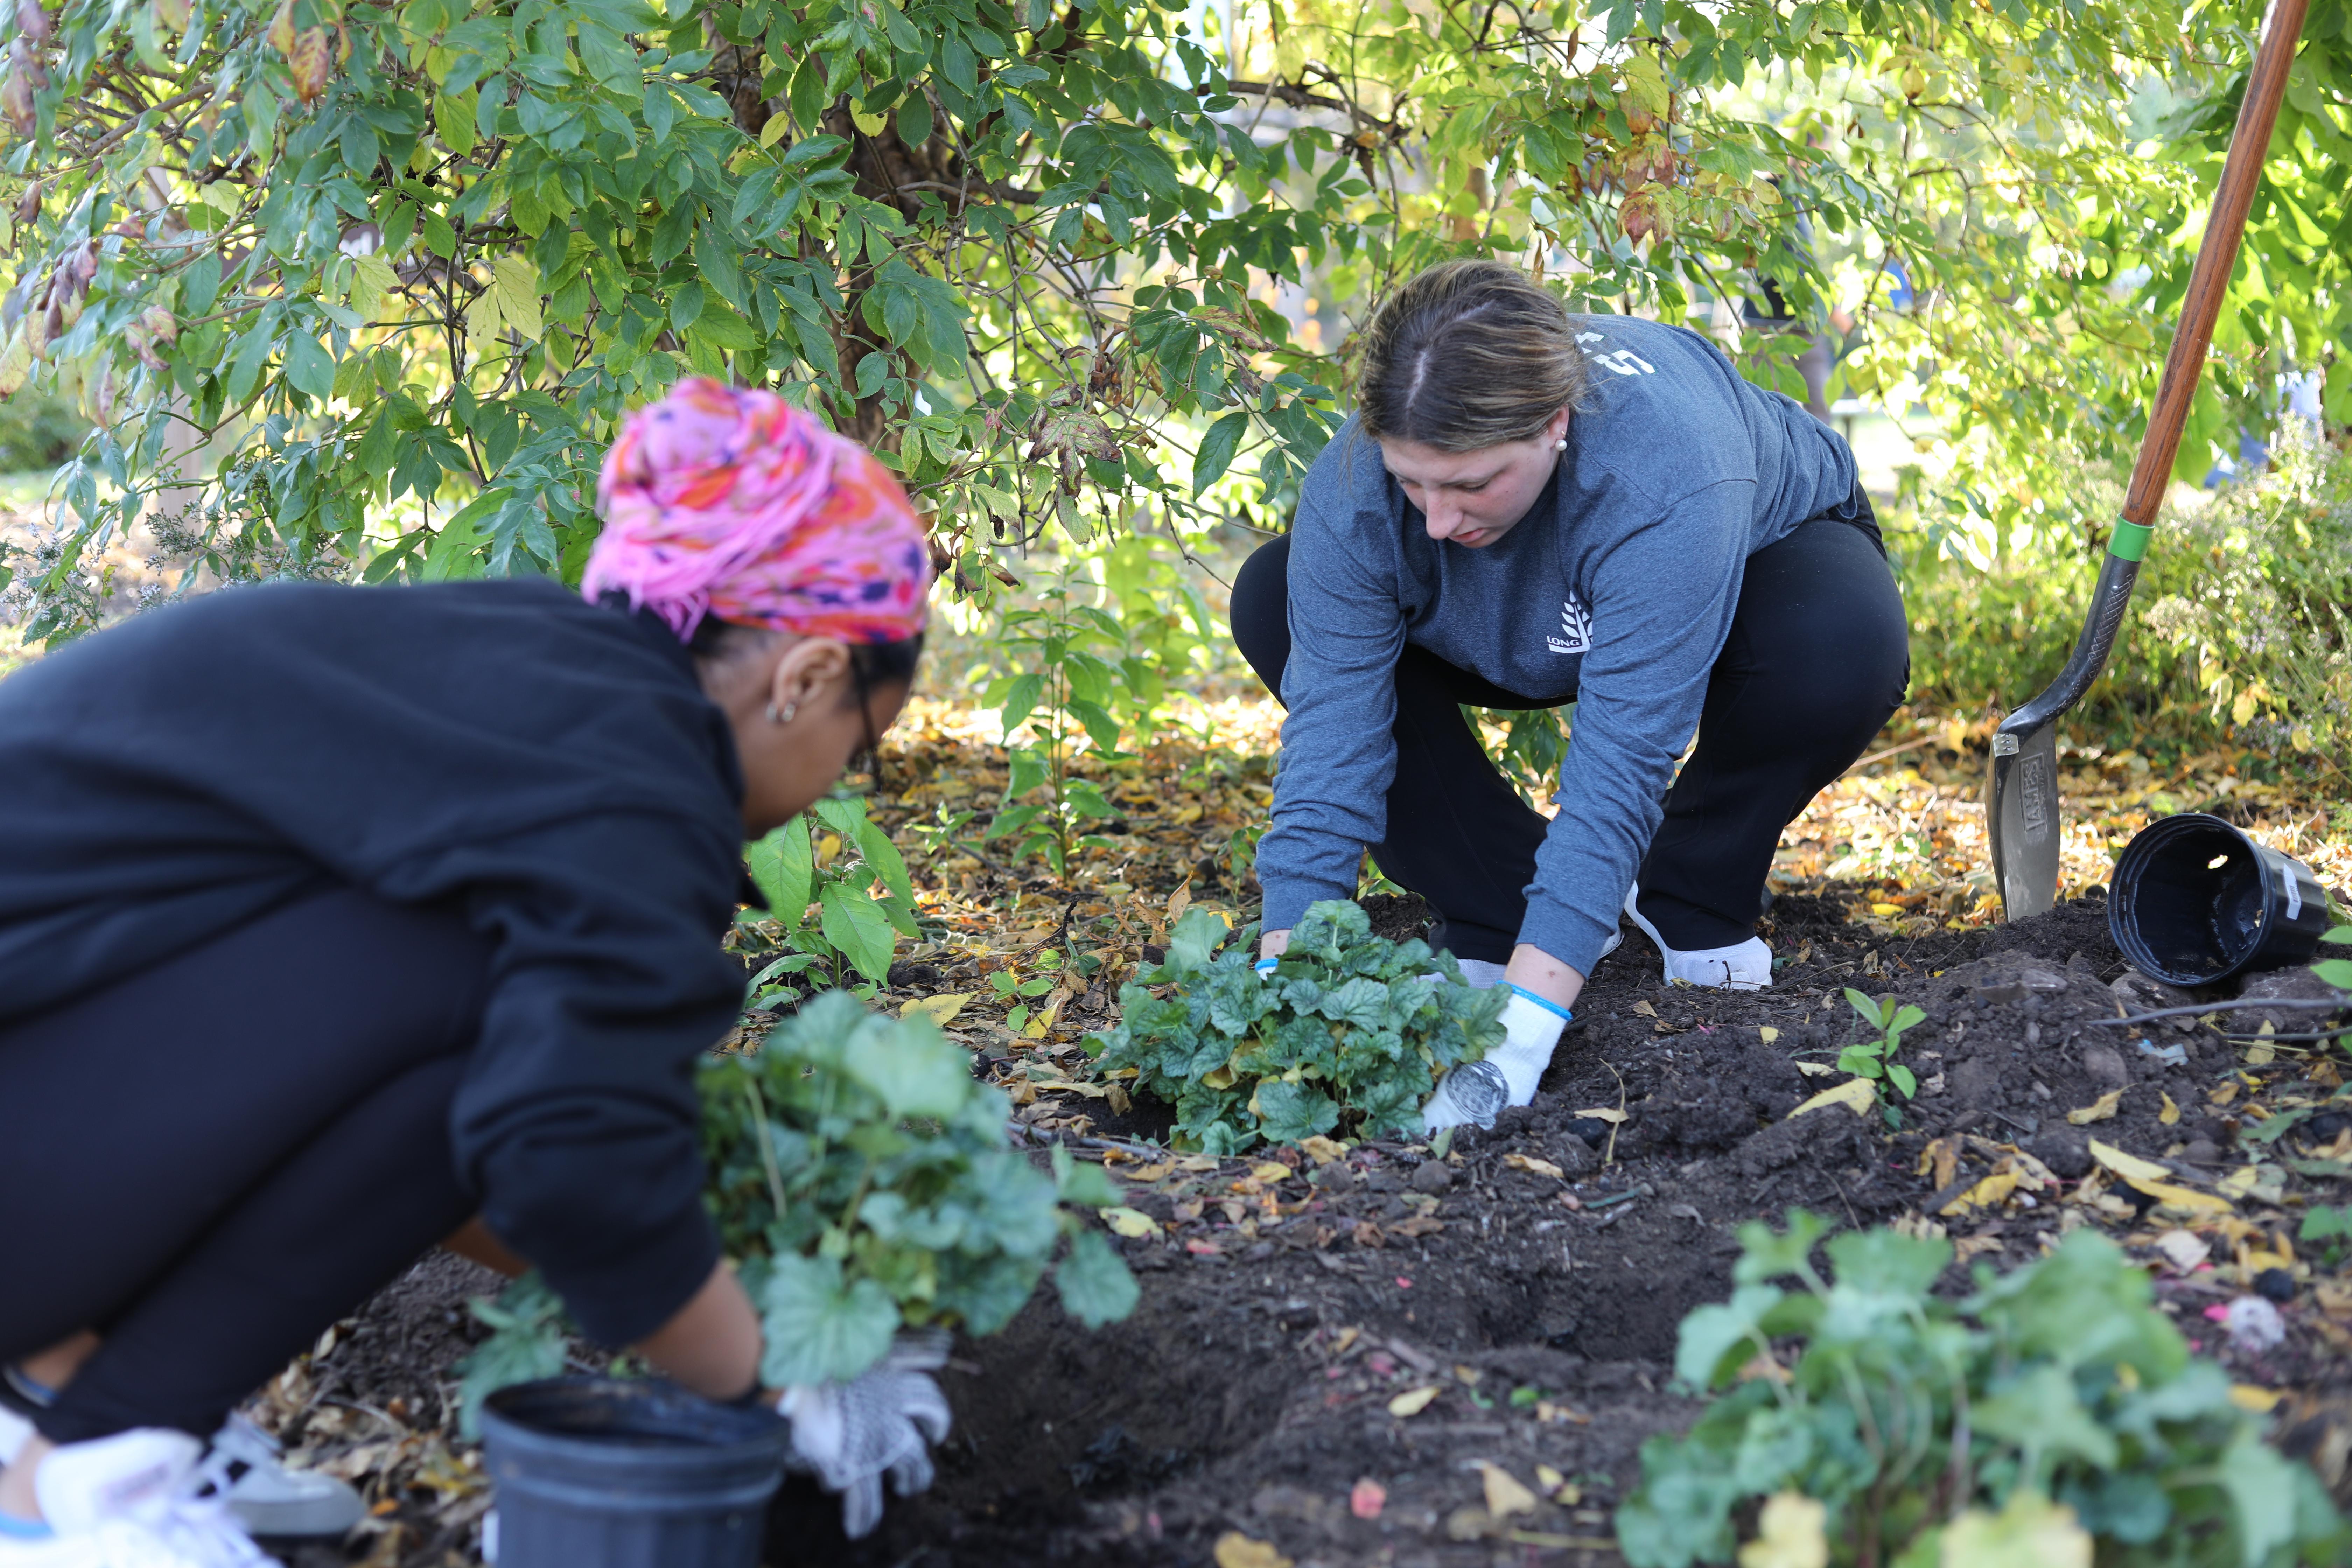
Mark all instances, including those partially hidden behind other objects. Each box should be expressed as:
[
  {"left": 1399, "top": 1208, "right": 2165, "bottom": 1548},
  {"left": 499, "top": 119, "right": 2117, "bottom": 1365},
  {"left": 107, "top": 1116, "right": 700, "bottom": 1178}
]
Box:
[
  {"left": 2153, "top": 1229, "right": 2211, "bottom": 1271},
  {"left": 1166, "top": 879, "right": 1193, "bottom": 930},
  {"left": 2140, "top": 1180, "right": 2233, "bottom": 1215},
  {"left": 2066, "top": 1090, "right": 2123, "bottom": 1126},
  {"left": 1918, "top": 1135, "right": 1961, "bottom": 1190},
  {"left": 1759, "top": 1026, "right": 1780, "bottom": 1043},
  {"left": 1789, "top": 1078, "right": 1876, "bottom": 1119},
  {"left": 1793, "top": 1060, "right": 1836, "bottom": 1077},
  {"left": 1251, "top": 1161, "right": 1292, "bottom": 1183},
  {"left": 2160, "top": 1092, "right": 2181, "bottom": 1126},
  {"left": 1738, "top": 1492, "right": 1828, "bottom": 1568},
  {"left": 2211, "top": 1082, "right": 2242, "bottom": 1106},
  {"left": 1940, "top": 1167, "right": 2019, "bottom": 1216},
  {"left": 2088, "top": 1140, "right": 2172, "bottom": 1185},
  {"left": 1505, "top": 1153, "right": 1566, "bottom": 1179},
  {"left": 1101, "top": 1207, "right": 1159, "bottom": 1238},
  {"left": 1350, "top": 1479, "right": 1386, "bottom": 1520},
  {"left": 1387, "top": 1386, "right": 1440, "bottom": 1418},
  {"left": 1389, "top": 1215, "right": 1445, "bottom": 1237},
  {"left": 1213, "top": 1532, "right": 1291, "bottom": 1568},
  {"left": 1299, "top": 1135, "right": 1349, "bottom": 1165},
  {"left": 1631, "top": 1000, "right": 1659, "bottom": 1017},
  {"left": 900, "top": 992, "right": 973, "bottom": 1026},
  {"left": 1536, "top": 1464, "right": 1568, "bottom": 1497},
  {"left": 2230, "top": 1385, "right": 2285, "bottom": 1413},
  {"left": 1478, "top": 1462, "right": 1540, "bottom": 1520},
  {"left": 2247, "top": 1039, "right": 2277, "bottom": 1067},
  {"left": 1570, "top": 1107, "right": 1630, "bottom": 1123}
]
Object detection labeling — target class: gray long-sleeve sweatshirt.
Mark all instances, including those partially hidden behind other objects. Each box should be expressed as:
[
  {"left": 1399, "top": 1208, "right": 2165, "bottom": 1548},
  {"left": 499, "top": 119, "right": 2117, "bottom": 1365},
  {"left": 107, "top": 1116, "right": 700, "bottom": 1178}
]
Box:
[{"left": 1254, "top": 314, "right": 1860, "bottom": 973}]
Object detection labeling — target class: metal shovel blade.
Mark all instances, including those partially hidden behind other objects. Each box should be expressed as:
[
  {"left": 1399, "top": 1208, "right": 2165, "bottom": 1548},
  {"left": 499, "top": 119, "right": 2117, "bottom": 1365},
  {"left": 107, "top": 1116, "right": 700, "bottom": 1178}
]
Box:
[{"left": 1987, "top": 720, "right": 2060, "bottom": 922}]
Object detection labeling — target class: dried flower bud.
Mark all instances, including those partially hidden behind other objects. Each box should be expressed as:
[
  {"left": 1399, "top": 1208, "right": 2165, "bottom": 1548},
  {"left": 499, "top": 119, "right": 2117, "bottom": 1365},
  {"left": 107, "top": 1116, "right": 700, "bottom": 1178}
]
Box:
[
  {"left": 1619, "top": 188, "right": 1658, "bottom": 245},
  {"left": 140, "top": 304, "right": 178, "bottom": 343}
]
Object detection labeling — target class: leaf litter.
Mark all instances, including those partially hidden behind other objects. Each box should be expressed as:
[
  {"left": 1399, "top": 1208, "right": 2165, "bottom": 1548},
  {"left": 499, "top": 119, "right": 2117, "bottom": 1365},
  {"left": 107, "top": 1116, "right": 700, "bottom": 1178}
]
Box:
[{"left": 234, "top": 693, "right": 2352, "bottom": 1567}]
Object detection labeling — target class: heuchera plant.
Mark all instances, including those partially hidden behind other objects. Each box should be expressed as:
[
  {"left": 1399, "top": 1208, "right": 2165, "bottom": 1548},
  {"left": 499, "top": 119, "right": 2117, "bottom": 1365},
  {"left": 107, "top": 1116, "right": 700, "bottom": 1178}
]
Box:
[
  {"left": 460, "top": 992, "right": 1135, "bottom": 1423},
  {"left": 1086, "top": 899, "right": 1507, "bottom": 1154},
  {"left": 1617, "top": 1214, "right": 2347, "bottom": 1568}
]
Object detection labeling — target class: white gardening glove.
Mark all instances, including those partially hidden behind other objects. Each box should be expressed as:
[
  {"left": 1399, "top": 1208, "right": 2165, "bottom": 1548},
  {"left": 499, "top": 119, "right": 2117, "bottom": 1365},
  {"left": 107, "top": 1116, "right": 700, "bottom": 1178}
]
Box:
[
  {"left": 1421, "top": 987, "right": 1571, "bottom": 1132},
  {"left": 777, "top": 1329, "right": 953, "bottom": 1539}
]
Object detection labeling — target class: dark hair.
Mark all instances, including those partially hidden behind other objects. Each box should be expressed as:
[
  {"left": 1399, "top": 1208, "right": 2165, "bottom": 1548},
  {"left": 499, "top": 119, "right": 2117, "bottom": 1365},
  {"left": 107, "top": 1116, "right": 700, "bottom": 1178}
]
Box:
[
  {"left": 1356, "top": 259, "right": 1591, "bottom": 451},
  {"left": 685, "top": 612, "right": 925, "bottom": 702}
]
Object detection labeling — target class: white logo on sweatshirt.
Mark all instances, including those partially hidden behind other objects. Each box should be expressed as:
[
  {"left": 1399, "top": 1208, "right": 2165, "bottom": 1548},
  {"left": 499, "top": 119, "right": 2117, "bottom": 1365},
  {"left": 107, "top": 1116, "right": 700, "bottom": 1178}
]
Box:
[{"left": 1547, "top": 594, "right": 1593, "bottom": 655}]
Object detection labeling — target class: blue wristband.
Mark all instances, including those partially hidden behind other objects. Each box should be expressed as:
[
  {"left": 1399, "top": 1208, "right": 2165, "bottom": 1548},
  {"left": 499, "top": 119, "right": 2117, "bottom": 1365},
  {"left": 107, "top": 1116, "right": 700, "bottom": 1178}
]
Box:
[{"left": 1507, "top": 984, "right": 1573, "bottom": 1024}]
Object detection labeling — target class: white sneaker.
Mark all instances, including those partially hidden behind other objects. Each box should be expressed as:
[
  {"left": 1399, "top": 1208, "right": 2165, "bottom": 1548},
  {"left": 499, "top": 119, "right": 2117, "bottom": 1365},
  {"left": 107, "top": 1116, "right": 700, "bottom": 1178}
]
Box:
[
  {"left": 1622, "top": 884, "right": 1772, "bottom": 990},
  {"left": 209, "top": 1420, "right": 360, "bottom": 1539},
  {"left": 0, "top": 1428, "right": 278, "bottom": 1567}
]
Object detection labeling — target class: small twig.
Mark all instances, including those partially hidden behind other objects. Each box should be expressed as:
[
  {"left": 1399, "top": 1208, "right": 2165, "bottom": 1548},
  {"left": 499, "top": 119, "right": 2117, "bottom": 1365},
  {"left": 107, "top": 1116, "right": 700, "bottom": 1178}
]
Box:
[{"left": 1843, "top": 732, "right": 1941, "bottom": 775}]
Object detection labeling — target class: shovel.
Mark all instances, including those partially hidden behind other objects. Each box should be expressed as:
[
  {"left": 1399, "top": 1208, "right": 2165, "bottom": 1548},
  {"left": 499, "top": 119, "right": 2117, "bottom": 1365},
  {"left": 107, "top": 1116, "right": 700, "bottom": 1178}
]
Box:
[{"left": 1988, "top": 0, "right": 2310, "bottom": 921}]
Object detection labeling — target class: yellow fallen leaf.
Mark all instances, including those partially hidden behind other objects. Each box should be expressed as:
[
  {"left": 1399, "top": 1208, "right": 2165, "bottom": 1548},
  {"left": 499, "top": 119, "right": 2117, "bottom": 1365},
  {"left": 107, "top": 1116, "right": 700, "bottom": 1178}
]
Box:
[
  {"left": 1739, "top": 1492, "right": 1828, "bottom": 1568},
  {"left": 1387, "top": 1386, "right": 1440, "bottom": 1418},
  {"left": 1535, "top": 1464, "right": 1568, "bottom": 1497},
  {"left": 1504, "top": 1153, "right": 1566, "bottom": 1179},
  {"left": 2211, "top": 1082, "right": 2241, "bottom": 1106},
  {"left": 1571, "top": 1107, "right": 1630, "bottom": 1123},
  {"left": 2088, "top": 1140, "right": 2171, "bottom": 1185},
  {"left": 1940, "top": 1167, "right": 2019, "bottom": 1216},
  {"left": 2231, "top": 1385, "right": 2285, "bottom": 1413},
  {"left": 2247, "top": 1039, "right": 2277, "bottom": 1067},
  {"left": 900, "top": 992, "right": 973, "bottom": 1026},
  {"left": 2066, "top": 1090, "right": 2123, "bottom": 1126},
  {"left": 1101, "top": 1207, "right": 1159, "bottom": 1238},
  {"left": 1790, "top": 1078, "right": 1877, "bottom": 1119},
  {"left": 1478, "top": 1462, "right": 1540, "bottom": 1519},
  {"left": 2136, "top": 1179, "right": 2232, "bottom": 1215},
  {"left": 1759, "top": 1026, "right": 1780, "bottom": 1043},
  {"left": 1252, "top": 1161, "right": 1292, "bottom": 1183},
  {"left": 1632, "top": 1000, "right": 1659, "bottom": 1017},
  {"left": 1166, "top": 878, "right": 1193, "bottom": 928},
  {"left": 1212, "top": 1532, "right": 1291, "bottom": 1568},
  {"left": 2160, "top": 1092, "right": 2180, "bottom": 1127},
  {"left": 1299, "top": 1135, "right": 1349, "bottom": 1165},
  {"left": 1870, "top": 902, "right": 1903, "bottom": 917},
  {"left": 1793, "top": 1060, "right": 1836, "bottom": 1077}
]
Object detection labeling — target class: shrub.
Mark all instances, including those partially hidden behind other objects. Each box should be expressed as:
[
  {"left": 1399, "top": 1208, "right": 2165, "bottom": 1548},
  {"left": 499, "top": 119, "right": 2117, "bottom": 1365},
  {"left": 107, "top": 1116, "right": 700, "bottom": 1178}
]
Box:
[
  {"left": 1616, "top": 1213, "right": 2347, "bottom": 1568},
  {"left": 1086, "top": 899, "right": 1507, "bottom": 1154},
  {"left": 460, "top": 992, "right": 1134, "bottom": 1422}
]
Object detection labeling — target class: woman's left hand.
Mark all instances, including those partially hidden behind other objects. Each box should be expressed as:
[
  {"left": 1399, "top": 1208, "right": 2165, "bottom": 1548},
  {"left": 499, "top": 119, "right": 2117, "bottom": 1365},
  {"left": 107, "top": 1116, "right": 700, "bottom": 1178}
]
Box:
[{"left": 776, "top": 1330, "right": 953, "bottom": 1538}]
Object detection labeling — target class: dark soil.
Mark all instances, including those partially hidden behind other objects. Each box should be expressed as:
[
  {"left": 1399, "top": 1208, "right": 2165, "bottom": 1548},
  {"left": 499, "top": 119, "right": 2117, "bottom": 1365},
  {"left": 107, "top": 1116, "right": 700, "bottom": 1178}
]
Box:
[{"left": 314, "top": 892, "right": 2350, "bottom": 1567}]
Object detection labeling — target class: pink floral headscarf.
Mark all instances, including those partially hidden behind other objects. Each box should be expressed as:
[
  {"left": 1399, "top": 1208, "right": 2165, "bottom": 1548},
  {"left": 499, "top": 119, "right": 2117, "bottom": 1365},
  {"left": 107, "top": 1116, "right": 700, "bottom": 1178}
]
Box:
[{"left": 582, "top": 379, "right": 931, "bottom": 644}]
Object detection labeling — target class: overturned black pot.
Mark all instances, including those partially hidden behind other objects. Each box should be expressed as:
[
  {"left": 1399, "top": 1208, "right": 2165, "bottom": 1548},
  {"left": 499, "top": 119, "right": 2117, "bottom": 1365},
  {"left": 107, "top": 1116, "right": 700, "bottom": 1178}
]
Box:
[
  {"left": 480, "top": 1378, "right": 788, "bottom": 1568},
  {"left": 2107, "top": 812, "right": 2334, "bottom": 987}
]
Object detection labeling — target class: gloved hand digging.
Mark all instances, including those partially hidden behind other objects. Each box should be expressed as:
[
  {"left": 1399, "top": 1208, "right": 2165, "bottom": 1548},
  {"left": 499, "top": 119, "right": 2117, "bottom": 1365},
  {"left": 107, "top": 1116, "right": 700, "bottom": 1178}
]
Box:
[
  {"left": 776, "top": 1329, "right": 952, "bottom": 1539},
  {"left": 1421, "top": 986, "right": 1573, "bottom": 1132}
]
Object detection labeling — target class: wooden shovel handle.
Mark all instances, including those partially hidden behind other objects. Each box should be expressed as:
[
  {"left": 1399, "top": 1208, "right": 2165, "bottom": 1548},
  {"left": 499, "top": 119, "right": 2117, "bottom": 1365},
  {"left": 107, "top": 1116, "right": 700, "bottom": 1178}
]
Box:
[{"left": 2122, "top": 0, "right": 2309, "bottom": 526}]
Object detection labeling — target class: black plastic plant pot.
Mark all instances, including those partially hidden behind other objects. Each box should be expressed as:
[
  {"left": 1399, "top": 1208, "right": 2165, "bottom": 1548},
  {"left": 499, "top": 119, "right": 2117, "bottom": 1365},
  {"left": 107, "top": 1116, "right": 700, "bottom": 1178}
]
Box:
[
  {"left": 479, "top": 1378, "right": 788, "bottom": 1568},
  {"left": 2108, "top": 812, "right": 2335, "bottom": 987}
]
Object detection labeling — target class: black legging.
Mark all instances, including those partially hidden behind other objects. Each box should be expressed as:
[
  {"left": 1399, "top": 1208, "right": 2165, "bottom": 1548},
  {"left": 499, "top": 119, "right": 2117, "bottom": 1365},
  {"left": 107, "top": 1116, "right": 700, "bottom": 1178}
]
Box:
[
  {"left": 1233, "top": 502, "right": 1910, "bottom": 962},
  {"left": 0, "top": 887, "right": 493, "bottom": 1444}
]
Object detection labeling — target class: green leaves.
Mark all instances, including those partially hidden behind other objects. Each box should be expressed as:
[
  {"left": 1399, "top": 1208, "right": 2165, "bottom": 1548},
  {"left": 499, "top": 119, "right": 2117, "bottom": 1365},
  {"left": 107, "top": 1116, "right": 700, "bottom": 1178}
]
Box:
[
  {"left": 1619, "top": 1217, "right": 2351, "bottom": 1568},
  {"left": 758, "top": 1253, "right": 900, "bottom": 1387},
  {"left": 453, "top": 1273, "right": 569, "bottom": 1438},
  {"left": 1840, "top": 988, "right": 1926, "bottom": 1100},
  {"left": 1090, "top": 899, "right": 1507, "bottom": 1151},
  {"left": 1053, "top": 1228, "right": 1139, "bottom": 1328}
]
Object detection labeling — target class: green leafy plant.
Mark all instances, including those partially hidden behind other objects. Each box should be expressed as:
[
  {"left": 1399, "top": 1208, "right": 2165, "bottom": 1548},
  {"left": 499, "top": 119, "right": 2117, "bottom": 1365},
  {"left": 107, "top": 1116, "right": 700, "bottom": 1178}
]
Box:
[
  {"left": 1086, "top": 899, "right": 1507, "bottom": 1155},
  {"left": 1840, "top": 988, "right": 1927, "bottom": 1100},
  {"left": 1616, "top": 1213, "right": 2348, "bottom": 1568},
  {"left": 983, "top": 568, "right": 1130, "bottom": 876},
  {"left": 2312, "top": 923, "right": 2352, "bottom": 996},
  {"left": 743, "top": 793, "right": 921, "bottom": 995},
  {"left": 461, "top": 992, "right": 1135, "bottom": 1413}
]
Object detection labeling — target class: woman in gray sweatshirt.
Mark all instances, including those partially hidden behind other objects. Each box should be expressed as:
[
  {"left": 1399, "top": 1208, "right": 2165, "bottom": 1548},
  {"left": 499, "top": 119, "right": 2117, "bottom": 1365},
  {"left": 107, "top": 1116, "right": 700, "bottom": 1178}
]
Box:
[{"left": 1231, "top": 259, "right": 1909, "bottom": 1131}]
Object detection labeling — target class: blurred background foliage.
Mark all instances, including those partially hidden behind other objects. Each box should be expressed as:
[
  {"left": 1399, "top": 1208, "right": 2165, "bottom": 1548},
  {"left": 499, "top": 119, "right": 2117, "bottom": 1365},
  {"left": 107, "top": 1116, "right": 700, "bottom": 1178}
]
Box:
[{"left": 0, "top": 0, "right": 2347, "bottom": 784}]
